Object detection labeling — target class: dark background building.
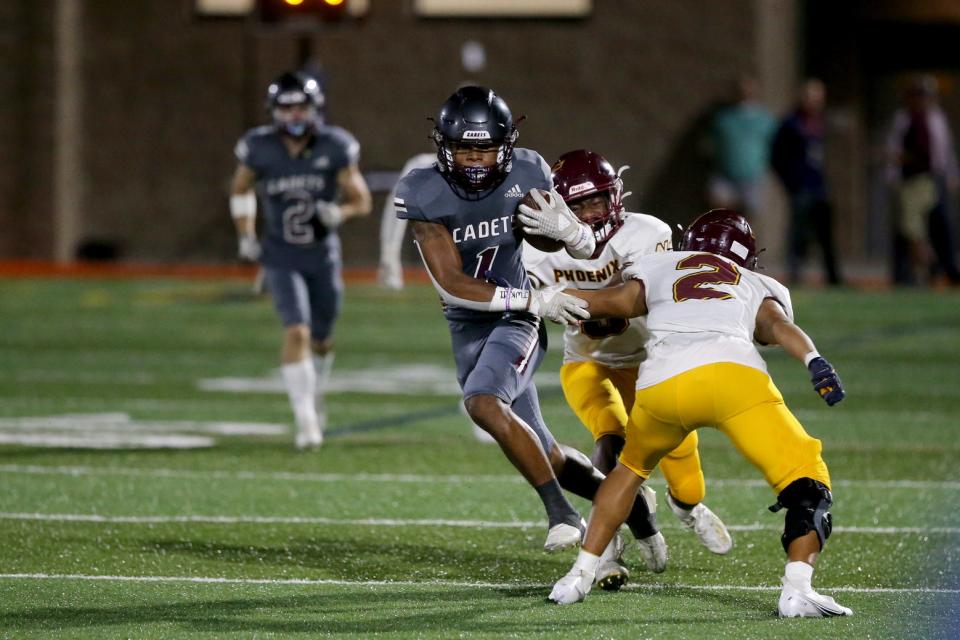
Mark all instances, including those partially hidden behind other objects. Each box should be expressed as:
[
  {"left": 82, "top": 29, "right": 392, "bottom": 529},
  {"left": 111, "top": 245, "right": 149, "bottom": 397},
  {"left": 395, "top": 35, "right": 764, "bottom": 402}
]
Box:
[{"left": 2, "top": 0, "right": 960, "bottom": 278}]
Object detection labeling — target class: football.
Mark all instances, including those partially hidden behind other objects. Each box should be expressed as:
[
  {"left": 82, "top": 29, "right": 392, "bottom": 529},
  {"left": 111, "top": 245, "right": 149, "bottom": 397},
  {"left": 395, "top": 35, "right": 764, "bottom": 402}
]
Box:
[{"left": 513, "top": 189, "right": 565, "bottom": 253}]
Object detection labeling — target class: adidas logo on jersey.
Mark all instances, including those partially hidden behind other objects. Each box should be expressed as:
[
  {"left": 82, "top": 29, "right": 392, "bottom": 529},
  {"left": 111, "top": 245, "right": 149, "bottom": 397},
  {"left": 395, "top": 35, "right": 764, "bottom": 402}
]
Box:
[{"left": 504, "top": 184, "right": 523, "bottom": 198}]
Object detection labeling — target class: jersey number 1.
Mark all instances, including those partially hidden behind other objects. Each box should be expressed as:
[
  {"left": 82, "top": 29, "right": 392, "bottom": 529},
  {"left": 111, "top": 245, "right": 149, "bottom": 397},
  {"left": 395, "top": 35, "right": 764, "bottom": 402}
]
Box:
[{"left": 473, "top": 246, "right": 499, "bottom": 279}]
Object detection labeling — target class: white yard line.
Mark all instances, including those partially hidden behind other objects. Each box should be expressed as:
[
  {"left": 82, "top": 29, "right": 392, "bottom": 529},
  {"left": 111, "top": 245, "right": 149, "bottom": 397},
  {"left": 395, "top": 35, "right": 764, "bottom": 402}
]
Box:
[
  {"left": 0, "top": 464, "right": 524, "bottom": 483},
  {"left": 0, "top": 418, "right": 288, "bottom": 436},
  {"left": 1, "top": 463, "right": 958, "bottom": 490},
  {"left": 0, "top": 573, "right": 956, "bottom": 594},
  {"left": 0, "top": 512, "right": 536, "bottom": 528},
  {"left": 2, "top": 512, "right": 957, "bottom": 534},
  {"left": 0, "top": 434, "right": 213, "bottom": 449}
]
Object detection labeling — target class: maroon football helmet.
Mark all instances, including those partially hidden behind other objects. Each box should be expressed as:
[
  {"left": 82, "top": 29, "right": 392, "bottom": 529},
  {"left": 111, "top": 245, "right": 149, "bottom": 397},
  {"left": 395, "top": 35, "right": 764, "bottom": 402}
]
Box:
[
  {"left": 680, "top": 209, "right": 759, "bottom": 269},
  {"left": 552, "top": 150, "right": 625, "bottom": 249}
]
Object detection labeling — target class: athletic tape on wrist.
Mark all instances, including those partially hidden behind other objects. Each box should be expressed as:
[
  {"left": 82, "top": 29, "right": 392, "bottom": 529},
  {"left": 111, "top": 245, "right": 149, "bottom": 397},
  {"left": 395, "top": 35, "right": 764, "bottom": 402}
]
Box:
[
  {"left": 230, "top": 193, "right": 256, "bottom": 219},
  {"left": 490, "top": 286, "right": 531, "bottom": 312},
  {"left": 803, "top": 351, "right": 821, "bottom": 367}
]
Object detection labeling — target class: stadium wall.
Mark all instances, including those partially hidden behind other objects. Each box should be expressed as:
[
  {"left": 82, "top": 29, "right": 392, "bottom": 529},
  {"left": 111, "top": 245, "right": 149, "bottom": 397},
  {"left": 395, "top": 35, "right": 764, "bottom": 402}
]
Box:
[{"left": 3, "top": 0, "right": 803, "bottom": 267}]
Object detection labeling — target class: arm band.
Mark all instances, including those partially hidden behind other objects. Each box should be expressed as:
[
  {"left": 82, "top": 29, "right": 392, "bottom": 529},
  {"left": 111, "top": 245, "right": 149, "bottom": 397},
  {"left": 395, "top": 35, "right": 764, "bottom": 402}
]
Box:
[
  {"left": 564, "top": 224, "right": 596, "bottom": 259},
  {"left": 380, "top": 191, "right": 408, "bottom": 263},
  {"left": 489, "top": 286, "right": 532, "bottom": 312},
  {"left": 803, "top": 351, "right": 821, "bottom": 367},
  {"left": 230, "top": 192, "right": 256, "bottom": 220}
]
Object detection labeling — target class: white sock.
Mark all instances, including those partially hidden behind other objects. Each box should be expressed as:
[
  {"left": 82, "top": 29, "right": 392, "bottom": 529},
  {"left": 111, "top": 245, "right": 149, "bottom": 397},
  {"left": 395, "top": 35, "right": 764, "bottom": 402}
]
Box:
[
  {"left": 281, "top": 358, "right": 317, "bottom": 425},
  {"left": 573, "top": 549, "right": 601, "bottom": 575},
  {"left": 312, "top": 353, "right": 334, "bottom": 403},
  {"left": 784, "top": 561, "right": 814, "bottom": 590}
]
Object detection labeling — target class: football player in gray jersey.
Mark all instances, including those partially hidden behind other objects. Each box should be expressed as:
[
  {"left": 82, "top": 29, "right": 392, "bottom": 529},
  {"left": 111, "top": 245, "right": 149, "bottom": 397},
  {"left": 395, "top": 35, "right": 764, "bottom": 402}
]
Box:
[
  {"left": 230, "top": 71, "right": 372, "bottom": 450},
  {"left": 395, "top": 87, "right": 664, "bottom": 571}
]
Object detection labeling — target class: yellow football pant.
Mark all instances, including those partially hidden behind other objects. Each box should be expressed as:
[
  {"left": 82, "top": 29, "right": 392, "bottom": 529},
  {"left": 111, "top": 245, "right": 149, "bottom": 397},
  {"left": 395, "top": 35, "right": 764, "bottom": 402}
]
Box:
[
  {"left": 560, "top": 361, "right": 705, "bottom": 505},
  {"left": 621, "top": 362, "right": 831, "bottom": 495}
]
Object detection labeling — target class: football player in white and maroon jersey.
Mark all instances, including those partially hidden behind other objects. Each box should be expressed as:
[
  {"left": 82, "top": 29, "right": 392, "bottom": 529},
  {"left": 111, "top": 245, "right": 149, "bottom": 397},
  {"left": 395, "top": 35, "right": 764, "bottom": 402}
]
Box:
[
  {"left": 523, "top": 150, "right": 732, "bottom": 589},
  {"left": 544, "top": 209, "right": 851, "bottom": 618}
]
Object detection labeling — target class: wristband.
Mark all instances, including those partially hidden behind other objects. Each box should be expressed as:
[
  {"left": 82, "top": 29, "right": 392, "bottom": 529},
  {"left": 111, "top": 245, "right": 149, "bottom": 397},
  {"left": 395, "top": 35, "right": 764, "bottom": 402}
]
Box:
[
  {"left": 803, "top": 351, "right": 821, "bottom": 367},
  {"left": 489, "top": 286, "right": 531, "bottom": 312},
  {"left": 230, "top": 192, "right": 256, "bottom": 219}
]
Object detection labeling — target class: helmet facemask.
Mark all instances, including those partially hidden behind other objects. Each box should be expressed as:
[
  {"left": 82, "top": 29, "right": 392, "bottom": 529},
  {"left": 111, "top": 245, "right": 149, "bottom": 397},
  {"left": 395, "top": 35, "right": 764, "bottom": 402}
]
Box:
[
  {"left": 272, "top": 100, "right": 319, "bottom": 138},
  {"left": 433, "top": 128, "right": 518, "bottom": 192},
  {"left": 267, "top": 73, "right": 325, "bottom": 138},
  {"left": 552, "top": 151, "right": 629, "bottom": 255},
  {"left": 575, "top": 175, "right": 625, "bottom": 246},
  {"left": 430, "top": 86, "right": 518, "bottom": 197}
]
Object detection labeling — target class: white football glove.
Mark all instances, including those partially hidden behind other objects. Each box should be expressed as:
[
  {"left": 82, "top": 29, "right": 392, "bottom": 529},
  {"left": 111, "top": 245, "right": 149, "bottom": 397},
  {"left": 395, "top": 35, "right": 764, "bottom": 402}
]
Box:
[
  {"left": 317, "top": 201, "right": 344, "bottom": 228},
  {"left": 526, "top": 283, "right": 590, "bottom": 325},
  {"left": 517, "top": 188, "right": 584, "bottom": 244},
  {"left": 377, "top": 260, "right": 404, "bottom": 290},
  {"left": 237, "top": 234, "right": 261, "bottom": 261}
]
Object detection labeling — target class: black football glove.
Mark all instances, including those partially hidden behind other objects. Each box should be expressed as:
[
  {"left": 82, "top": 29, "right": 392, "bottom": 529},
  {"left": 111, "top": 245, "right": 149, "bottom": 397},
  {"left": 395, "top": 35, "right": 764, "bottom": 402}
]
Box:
[{"left": 808, "top": 356, "right": 845, "bottom": 406}]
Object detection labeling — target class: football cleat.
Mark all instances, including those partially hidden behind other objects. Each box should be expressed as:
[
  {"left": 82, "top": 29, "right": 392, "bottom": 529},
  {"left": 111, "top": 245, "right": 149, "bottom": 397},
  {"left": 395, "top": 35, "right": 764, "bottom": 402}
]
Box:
[
  {"left": 634, "top": 531, "right": 668, "bottom": 573},
  {"left": 667, "top": 494, "right": 733, "bottom": 555},
  {"left": 544, "top": 521, "right": 583, "bottom": 552},
  {"left": 594, "top": 531, "right": 629, "bottom": 591},
  {"left": 777, "top": 578, "right": 853, "bottom": 618},
  {"left": 294, "top": 410, "right": 323, "bottom": 451},
  {"left": 548, "top": 567, "right": 594, "bottom": 605}
]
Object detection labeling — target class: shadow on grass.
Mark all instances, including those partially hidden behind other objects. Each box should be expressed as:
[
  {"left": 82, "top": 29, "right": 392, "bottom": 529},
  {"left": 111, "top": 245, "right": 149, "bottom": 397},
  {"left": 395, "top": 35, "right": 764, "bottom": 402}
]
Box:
[
  {"left": 0, "top": 585, "right": 779, "bottom": 635},
  {"left": 141, "top": 535, "right": 571, "bottom": 583}
]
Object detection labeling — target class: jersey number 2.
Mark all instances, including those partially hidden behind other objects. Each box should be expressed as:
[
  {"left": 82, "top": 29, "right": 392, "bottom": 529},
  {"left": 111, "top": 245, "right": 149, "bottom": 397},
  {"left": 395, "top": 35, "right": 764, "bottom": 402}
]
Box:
[
  {"left": 282, "top": 190, "right": 316, "bottom": 245},
  {"left": 673, "top": 254, "right": 741, "bottom": 301}
]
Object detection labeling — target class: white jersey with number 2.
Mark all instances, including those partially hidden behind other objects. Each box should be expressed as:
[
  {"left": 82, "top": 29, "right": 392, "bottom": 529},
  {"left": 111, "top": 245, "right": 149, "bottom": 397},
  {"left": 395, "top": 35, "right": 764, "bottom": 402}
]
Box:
[{"left": 621, "top": 250, "right": 794, "bottom": 389}]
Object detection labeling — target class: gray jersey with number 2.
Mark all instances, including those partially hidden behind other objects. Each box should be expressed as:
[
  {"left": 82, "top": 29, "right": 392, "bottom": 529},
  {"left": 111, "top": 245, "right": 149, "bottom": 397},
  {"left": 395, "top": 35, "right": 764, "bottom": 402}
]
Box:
[{"left": 235, "top": 124, "right": 359, "bottom": 273}]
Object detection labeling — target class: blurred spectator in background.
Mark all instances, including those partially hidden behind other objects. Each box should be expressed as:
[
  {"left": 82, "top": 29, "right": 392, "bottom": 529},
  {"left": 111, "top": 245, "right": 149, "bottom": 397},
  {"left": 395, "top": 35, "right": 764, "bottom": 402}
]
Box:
[
  {"left": 378, "top": 152, "right": 436, "bottom": 290},
  {"left": 705, "top": 75, "right": 777, "bottom": 219},
  {"left": 885, "top": 75, "right": 960, "bottom": 286},
  {"left": 771, "top": 78, "right": 843, "bottom": 286},
  {"left": 230, "top": 70, "right": 372, "bottom": 449}
]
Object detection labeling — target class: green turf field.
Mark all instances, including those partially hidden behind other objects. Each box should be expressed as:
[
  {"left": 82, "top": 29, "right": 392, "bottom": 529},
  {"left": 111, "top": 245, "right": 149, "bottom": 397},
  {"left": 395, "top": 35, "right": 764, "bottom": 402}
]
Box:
[{"left": 0, "top": 277, "right": 958, "bottom": 638}]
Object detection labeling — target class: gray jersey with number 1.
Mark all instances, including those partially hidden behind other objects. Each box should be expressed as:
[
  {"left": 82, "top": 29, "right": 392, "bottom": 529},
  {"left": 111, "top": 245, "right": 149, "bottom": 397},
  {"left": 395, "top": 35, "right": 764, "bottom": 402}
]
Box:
[{"left": 394, "top": 147, "right": 552, "bottom": 322}]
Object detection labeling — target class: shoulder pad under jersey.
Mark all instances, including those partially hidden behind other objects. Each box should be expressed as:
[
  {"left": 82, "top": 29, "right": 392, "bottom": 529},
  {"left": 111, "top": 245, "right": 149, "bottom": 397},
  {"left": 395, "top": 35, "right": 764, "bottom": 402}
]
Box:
[
  {"left": 510, "top": 148, "right": 553, "bottom": 191},
  {"left": 754, "top": 272, "right": 794, "bottom": 322},
  {"left": 234, "top": 125, "right": 276, "bottom": 168},
  {"left": 607, "top": 212, "right": 674, "bottom": 258},
  {"left": 393, "top": 165, "right": 447, "bottom": 222},
  {"left": 317, "top": 124, "right": 361, "bottom": 167}
]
